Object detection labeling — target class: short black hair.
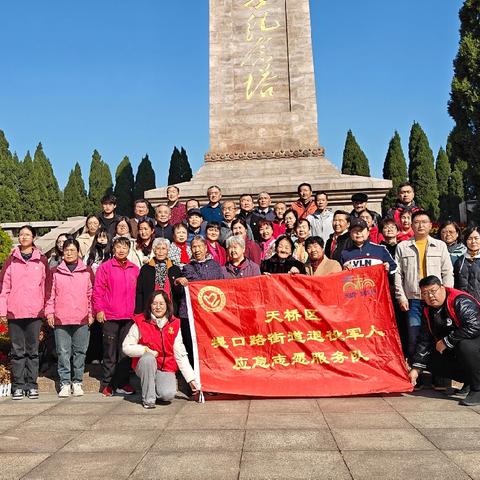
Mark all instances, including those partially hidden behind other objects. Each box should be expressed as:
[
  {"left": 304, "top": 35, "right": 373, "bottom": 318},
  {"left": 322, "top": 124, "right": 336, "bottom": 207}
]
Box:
[
  {"left": 63, "top": 237, "right": 80, "bottom": 252},
  {"left": 144, "top": 290, "right": 173, "bottom": 321},
  {"left": 297, "top": 182, "right": 312, "bottom": 194},
  {"left": 275, "top": 235, "right": 294, "bottom": 253},
  {"left": 134, "top": 198, "right": 150, "bottom": 207},
  {"left": 411, "top": 210, "right": 431, "bottom": 223},
  {"left": 333, "top": 210, "right": 351, "bottom": 223},
  {"left": 398, "top": 182, "right": 414, "bottom": 193},
  {"left": 101, "top": 194, "right": 117, "bottom": 205},
  {"left": 305, "top": 236, "right": 324, "bottom": 249},
  {"left": 419, "top": 275, "right": 442, "bottom": 289},
  {"left": 315, "top": 191, "right": 328, "bottom": 200},
  {"left": 19, "top": 225, "right": 37, "bottom": 238}
]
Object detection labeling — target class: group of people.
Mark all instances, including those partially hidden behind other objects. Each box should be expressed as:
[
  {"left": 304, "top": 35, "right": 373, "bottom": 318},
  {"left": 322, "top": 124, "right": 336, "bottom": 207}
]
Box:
[{"left": 1, "top": 181, "right": 480, "bottom": 408}]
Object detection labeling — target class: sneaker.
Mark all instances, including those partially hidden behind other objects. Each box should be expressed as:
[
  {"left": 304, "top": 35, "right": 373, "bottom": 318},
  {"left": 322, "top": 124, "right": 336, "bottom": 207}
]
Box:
[
  {"left": 460, "top": 390, "right": 480, "bottom": 406},
  {"left": 12, "top": 389, "right": 24, "bottom": 400},
  {"left": 26, "top": 388, "right": 39, "bottom": 399},
  {"left": 455, "top": 384, "right": 470, "bottom": 396},
  {"left": 72, "top": 383, "right": 84, "bottom": 397},
  {"left": 58, "top": 385, "right": 71, "bottom": 398},
  {"left": 102, "top": 385, "right": 114, "bottom": 397},
  {"left": 91, "top": 359, "right": 100, "bottom": 365},
  {"left": 116, "top": 384, "right": 135, "bottom": 395},
  {"left": 142, "top": 401, "right": 156, "bottom": 409}
]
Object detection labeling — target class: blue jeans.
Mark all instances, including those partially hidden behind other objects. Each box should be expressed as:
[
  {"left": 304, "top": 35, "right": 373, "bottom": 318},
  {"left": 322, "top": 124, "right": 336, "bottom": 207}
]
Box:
[
  {"left": 407, "top": 299, "right": 423, "bottom": 360},
  {"left": 54, "top": 324, "right": 90, "bottom": 386}
]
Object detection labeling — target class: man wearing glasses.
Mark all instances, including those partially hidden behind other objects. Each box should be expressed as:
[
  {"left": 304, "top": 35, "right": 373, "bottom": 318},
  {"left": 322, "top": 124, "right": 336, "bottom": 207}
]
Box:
[
  {"left": 409, "top": 275, "right": 480, "bottom": 406},
  {"left": 394, "top": 210, "right": 454, "bottom": 363}
]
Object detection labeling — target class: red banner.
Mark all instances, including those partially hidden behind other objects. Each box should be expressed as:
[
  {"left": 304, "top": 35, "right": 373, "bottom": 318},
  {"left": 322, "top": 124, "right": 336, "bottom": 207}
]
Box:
[{"left": 186, "top": 265, "right": 412, "bottom": 397}]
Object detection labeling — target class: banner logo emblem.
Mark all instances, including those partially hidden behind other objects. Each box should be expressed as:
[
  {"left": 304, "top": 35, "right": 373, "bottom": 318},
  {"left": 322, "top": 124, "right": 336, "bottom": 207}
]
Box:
[
  {"left": 198, "top": 286, "right": 226, "bottom": 313},
  {"left": 342, "top": 275, "right": 376, "bottom": 293}
]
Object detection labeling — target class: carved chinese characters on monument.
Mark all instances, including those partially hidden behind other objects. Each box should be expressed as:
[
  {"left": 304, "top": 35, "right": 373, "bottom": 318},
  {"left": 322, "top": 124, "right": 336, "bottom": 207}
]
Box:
[{"left": 242, "top": 0, "right": 281, "bottom": 100}]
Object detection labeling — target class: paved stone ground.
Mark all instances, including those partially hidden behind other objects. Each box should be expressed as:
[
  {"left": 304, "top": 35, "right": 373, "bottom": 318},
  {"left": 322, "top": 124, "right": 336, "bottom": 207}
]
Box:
[{"left": 1, "top": 389, "right": 480, "bottom": 480}]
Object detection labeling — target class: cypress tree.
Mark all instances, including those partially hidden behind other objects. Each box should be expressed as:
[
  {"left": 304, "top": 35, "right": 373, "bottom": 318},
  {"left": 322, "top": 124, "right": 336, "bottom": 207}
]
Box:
[
  {"left": 33, "top": 143, "right": 63, "bottom": 220},
  {"left": 18, "top": 151, "right": 42, "bottom": 222},
  {"left": 341, "top": 130, "right": 371, "bottom": 177},
  {"left": 408, "top": 122, "right": 440, "bottom": 219},
  {"left": 382, "top": 131, "right": 408, "bottom": 213},
  {"left": 447, "top": 0, "right": 480, "bottom": 216},
  {"left": 63, "top": 163, "right": 88, "bottom": 217},
  {"left": 114, "top": 156, "right": 134, "bottom": 216},
  {"left": 436, "top": 147, "right": 451, "bottom": 221},
  {"left": 134, "top": 154, "right": 156, "bottom": 200},
  {"left": 0, "top": 130, "right": 20, "bottom": 222},
  {"left": 87, "top": 149, "right": 113, "bottom": 214},
  {"left": 168, "top": 146, "right": 193, "bottom": 185}
]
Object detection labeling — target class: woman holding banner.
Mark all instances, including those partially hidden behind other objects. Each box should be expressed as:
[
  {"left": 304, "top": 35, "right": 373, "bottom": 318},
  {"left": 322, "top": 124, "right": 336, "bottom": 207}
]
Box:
[{"left": 122, "top": 290, "right": 197, "bottom": 409}]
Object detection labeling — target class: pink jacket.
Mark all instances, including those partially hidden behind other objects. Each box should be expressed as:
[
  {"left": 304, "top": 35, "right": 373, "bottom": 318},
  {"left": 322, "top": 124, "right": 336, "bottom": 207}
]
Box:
[
  {"left": 45, "top": 260, "right": 94, "bottom": 326},
  {"left": 0, "top": 247, "right": 49, "bottom": 320},
  {"left": 92, "top": 257, "right": 139, "bottom": 321}
]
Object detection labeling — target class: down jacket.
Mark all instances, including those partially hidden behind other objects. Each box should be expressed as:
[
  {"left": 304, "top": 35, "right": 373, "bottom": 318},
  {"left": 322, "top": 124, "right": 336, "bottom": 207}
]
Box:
[
  {"left": 412, "top": 288, "right": 480, "bottom": 369},
  {"left": 454, "top": 254, "right": 480, "bottom": 302},
  {"left": 0, "top": 247, "right": 49, "bottom": 320},
  {"left": 45, "top": 259, "right": 94, "bottom": 325}
]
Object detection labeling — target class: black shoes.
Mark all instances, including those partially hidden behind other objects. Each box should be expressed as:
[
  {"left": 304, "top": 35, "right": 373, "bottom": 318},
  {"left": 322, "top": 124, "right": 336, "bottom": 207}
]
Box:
[
  {"left": 26, "top": 388, "right": 39, "bottom": 399},
  {"left": 12, "top": 389, "right": 24, "bottom": 400},
  {"left": 459, "top": 389, "right": 480, "bottom": 406}
]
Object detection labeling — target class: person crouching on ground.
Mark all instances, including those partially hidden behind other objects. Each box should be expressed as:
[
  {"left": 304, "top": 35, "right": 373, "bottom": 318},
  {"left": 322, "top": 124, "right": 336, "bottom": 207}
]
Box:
[
  {"left": 409, "top": 275, "right": 480, "bottom": 406},
  {"left": 123, "top": 290, "right": 197, "bottom": 409}
]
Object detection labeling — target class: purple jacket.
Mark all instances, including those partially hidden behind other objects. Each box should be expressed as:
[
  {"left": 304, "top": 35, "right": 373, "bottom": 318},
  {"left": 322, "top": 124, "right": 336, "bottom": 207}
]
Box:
[
  {"left": 178, "top": 258, "right": 225, "bottom": 318},
  {"left": 222, "top": 258, "right": 261, "bottom": 279},
  {"left": 45, "top": 259, "right": 94, "bottom": 325},
  {"left": 0, "top": 247, "right": 49, "bottom": 320},
  {"left": 93, "top": 257, "right": 139, "bottom": 320}
]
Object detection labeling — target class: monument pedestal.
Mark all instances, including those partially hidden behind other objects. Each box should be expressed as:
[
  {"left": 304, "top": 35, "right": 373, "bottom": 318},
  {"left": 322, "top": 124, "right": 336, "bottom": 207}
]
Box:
[{"left": 145, "top": 153, "right": 391, "bottom": 213}]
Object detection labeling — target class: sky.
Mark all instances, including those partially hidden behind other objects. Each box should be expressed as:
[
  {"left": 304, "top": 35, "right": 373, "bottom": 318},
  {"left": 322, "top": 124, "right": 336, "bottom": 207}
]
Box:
[{"left": 0, "top": 0, "right": 463, "bottom": 189}]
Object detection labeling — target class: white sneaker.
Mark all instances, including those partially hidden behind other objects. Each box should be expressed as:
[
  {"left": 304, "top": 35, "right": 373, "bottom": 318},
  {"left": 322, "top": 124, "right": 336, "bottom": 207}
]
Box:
[
  {"left": 58, "top": 384, "right": 71, "bottom": 398},
  {"left": 72, "top": 383, "right": 84, "bottom": 397}
]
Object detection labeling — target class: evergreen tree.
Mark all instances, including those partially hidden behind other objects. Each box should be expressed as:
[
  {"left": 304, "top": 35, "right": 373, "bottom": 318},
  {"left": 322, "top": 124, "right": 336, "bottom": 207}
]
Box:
[
  {"left": 0, "top": 130, "right": 20, "bottom": 222},
  {"left": 168, "top": 146, "right": 193, "bottom": 185},
  {"left": 33, "top": 143, "right": 63, "bottom": 220},
  {"left": 447, "top": 0, "right": 480, "bottom": 215},
  {"left": 436, "top": 147, "right": 451, "bottom": 221},
  {"left": 408, "top": 122, "right": 440, "bottom": 219},
  {"left": 114, "top": 156, "right": 134, "bottom": 216},
  {"left": 134, "top": 154, "right": 156, "bottom": 200},
  {"left": 87, "top": 149, "right": 113, "bottom": 214},
  {"left": 18, "top": 151, "right": 42, "bottom": 222},
  {"left": 382, "top": 131, "right": 408, "bottom": 213},
  {"left": 341, "top": 130, "right": 371, "bottom": 177},
  {"left": 63, "top": 163, "right": 88, "bottom": 217}
]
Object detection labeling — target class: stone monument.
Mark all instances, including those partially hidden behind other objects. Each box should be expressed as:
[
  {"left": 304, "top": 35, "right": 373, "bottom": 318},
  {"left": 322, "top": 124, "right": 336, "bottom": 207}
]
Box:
[{"left": 146, "top": 0, "right": 391, "bottom": 211}]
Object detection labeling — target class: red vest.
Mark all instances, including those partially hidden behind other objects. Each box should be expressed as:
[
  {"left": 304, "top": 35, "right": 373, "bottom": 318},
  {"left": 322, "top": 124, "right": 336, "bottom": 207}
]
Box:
[
  {"left": 423, "top": 287, "right": 479, "bottom": 336},
  {"left": 131, "top": 313, "right": 180, "bottom": 372}
]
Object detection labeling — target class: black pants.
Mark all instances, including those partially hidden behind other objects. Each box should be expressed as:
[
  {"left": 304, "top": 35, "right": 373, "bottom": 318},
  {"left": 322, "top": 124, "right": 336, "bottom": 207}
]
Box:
[
  {"left": 8, "top": 318, "right": 42, "bottom": 390},
  {"left": 102, "top": 319, "right": 132, "bottom": 389},
  {"left": 180, "top": 317, "right": 194, "bottom": 369},
  {"left": 427, "top": 336, "right": 480, "bottom": 390},
  {"left": 86, "top": 322, "right": 103, "bottom": 363}
]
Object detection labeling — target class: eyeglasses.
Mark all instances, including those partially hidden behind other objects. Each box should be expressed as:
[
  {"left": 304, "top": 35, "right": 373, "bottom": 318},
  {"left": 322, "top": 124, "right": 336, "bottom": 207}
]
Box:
[
  {"left": 467, "top": 236, "right": 480, "bottom": 242},
  {"left": 421, "top": 286, "right": 442, "bottom": 299}
]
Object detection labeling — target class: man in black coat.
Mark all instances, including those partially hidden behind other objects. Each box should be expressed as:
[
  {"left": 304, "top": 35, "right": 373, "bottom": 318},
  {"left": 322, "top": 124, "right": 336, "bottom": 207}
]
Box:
[{"left": 409, "top": 275, "right": 480, "bottom": 406}]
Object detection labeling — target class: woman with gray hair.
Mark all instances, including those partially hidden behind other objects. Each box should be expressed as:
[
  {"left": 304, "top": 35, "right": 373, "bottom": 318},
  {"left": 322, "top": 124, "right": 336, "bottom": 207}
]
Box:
[
  {"left": 223, "top": 235, "right": 261, "bottom": 278},
  {"left": 134, "top": 237, "right": 182, "bottom": 314}
]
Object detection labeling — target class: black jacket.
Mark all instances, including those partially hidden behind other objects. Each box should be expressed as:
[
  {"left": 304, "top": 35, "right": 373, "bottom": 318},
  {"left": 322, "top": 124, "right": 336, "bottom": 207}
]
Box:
[
  {"left": 454, "top": 255, "right": 480, "bottom": 302},
  {"left": 325, "top": 232, "right": 351, "bottom": 263},
  {"left": 412, "top": 290, "right": 480, "bottom": 369},
  {"left": 260, "top": 255, "right": 306, "bottom": 274}
]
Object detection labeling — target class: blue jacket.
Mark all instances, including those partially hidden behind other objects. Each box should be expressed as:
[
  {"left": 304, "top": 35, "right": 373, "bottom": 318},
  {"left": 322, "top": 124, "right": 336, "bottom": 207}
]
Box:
[{"left": 340, "top": 240, "right": 397, "bottom": 274}]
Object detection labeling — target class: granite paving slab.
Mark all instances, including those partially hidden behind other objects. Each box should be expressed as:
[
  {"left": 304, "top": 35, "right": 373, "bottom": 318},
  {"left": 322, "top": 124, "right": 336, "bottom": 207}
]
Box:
[
  {"left": 343, "top": 450, "right": 471, "bottom": 480},
  {"left": 152, "top": 430, "right": 245, "bottom": 452},
  {"left": 22, "top": 452, "right": 143, "bottom": 480},
  {"left": 243, "top": 429, "right": 337, "bottom": 451},
  {"left": 130, "top": 451, "right": 242, "bottom": 480},
  {"left": 0, "top": 430, "right": 77, "bottom": 453},
  {"left": 239, "top": 451, "right": 351, "bottom": 480},
  {"left": 0, "top": 453, "right": 50, "bottom": 480},
  {"left": 421, "top": 428, "right": 480, "bottom": 451},
  {"left": 246, "top": 412, "right": 328, "bottom": 430}
]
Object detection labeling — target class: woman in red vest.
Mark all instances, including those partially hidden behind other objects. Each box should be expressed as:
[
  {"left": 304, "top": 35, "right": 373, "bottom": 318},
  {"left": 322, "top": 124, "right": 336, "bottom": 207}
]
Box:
[{"left": 122, "top": 290, "right": 197, "bottom": 409}]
